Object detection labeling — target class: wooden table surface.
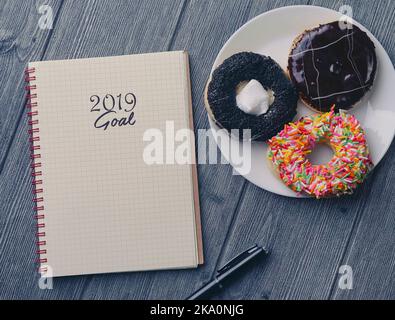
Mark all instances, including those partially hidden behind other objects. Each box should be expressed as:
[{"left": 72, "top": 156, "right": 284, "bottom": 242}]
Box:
[{"left": 0, "top": 0, "right": 394, "bottom": 300}]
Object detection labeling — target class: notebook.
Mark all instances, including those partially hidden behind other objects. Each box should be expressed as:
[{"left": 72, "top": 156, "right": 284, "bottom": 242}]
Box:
[{"left": 26, "top": 51, "right": 203, "bottom": 277}]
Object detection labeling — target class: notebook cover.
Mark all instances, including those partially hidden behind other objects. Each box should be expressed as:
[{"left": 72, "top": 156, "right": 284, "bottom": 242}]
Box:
[{"left": 26, "top": 51, "right": 203, "bottom": 277}]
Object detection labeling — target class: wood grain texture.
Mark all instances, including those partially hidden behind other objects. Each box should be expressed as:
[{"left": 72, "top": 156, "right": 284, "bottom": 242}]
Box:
[
  {"left": 0, "top": 0, "right": 394, "bottom": 300},
  {"left": 0, "top": 0, "right": 63, "bottom": 171},
  {"left": 331, "top": 142, "right": 395, "bottom": 299}
]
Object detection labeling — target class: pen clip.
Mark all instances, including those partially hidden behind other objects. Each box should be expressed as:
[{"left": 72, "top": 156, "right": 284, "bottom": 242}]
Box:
[{"left": 216, "top": 244, "right": 264, "bottom": 275}]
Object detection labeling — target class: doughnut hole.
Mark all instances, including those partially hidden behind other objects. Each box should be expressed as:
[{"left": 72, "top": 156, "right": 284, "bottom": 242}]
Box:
[
  {"left": 235, "top": 80, "right": 275, "bottom": 101},
  {"left": 235, "top": 80, "right": 275, "bottom": 110},
  {"left": 306, "top": 141, "right": 335, "bottom": 165}
]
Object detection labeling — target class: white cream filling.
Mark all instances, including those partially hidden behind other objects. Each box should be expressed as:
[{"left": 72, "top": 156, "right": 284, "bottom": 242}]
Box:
[{"left": 236, "top": 79, "right": 274, "bottom": 116}]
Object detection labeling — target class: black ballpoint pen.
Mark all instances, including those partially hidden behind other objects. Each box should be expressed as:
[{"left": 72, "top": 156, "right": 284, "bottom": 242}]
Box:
[{"left": 186, "top": 245, "right": 268, "bottom": 300}]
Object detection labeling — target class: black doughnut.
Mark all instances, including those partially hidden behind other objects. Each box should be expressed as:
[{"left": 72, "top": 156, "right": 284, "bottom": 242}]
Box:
[{"left": 206, "top": 52, "right": 298, "bottom": 141}]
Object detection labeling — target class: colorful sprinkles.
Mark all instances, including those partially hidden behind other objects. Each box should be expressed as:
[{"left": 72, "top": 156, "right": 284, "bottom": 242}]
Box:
[{"left": 267, "top": 107, "right": 374, "bottom": 198}]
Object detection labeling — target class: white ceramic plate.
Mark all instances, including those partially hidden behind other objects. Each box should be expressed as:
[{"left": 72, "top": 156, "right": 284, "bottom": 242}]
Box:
[{"left": 207, "top": 5, "right": 395, "bottom": 198}]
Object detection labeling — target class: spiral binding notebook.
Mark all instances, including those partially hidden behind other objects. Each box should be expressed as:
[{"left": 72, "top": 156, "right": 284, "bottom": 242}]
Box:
[{"left": 25, "top": 51, "right": 203, "bottom": 277}]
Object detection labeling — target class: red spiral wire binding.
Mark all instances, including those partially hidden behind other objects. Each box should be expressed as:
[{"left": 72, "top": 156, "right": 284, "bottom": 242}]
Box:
[{"left": 25, "top": 67, "right": 47, "bottom": 274}]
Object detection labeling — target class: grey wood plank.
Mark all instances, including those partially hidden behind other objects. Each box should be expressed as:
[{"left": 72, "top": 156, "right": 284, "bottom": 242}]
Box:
[
  {"left": 210, "top": 0, "right": 395, "bottom": 300},
  {"left": 81, "top": 0, "right": 254, "bottom": 300},
  {"left": 0, "top": 0, "right": 63, "bottom": 171},
  {"left": 39, "top": 0, "right": 186, "bottom": 59},
  {"left": 0, "top": 0, "right": 187, "bottom": 299},
  {"left": 331, "top": 143, "right": 395, "bottom": 299}
]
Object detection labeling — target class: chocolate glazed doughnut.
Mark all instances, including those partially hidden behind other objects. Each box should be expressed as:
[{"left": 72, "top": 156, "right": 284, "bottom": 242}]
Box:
[
  {"left": 205, "top": 52, "right": 298, "bottom": 142},
  {"left": 288, "top": 21, "right": 377, "bottom": 113}
]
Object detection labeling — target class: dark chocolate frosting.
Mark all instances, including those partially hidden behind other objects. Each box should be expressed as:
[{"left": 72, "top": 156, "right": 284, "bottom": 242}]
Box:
[{"left": 288, "top": 21, "right": 377, "bottom": 112}]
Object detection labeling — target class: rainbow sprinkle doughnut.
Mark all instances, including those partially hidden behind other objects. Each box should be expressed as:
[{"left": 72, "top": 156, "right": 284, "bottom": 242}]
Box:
[{"left": 268, "top": 108, "right": 373, "bottom": 198}]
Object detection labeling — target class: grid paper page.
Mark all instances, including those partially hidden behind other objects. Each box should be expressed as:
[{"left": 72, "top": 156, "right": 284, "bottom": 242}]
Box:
[{"left": 30, "top": 51, "right": 200, "bottom": 277}]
